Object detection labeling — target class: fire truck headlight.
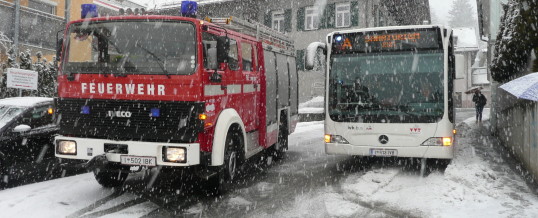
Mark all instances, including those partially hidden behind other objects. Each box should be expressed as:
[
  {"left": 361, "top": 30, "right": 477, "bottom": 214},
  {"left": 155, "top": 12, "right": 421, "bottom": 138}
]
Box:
[
  {"left": 57, "top": 140, "right": 77, "bottom": 155},
  {"left": 421, "top": 137, "right": 452, "bottom": 146},
  {"left": 325, "top": 134, "right": 349, "bottom": 144},
  {"left": 164, "top": 147, "right": 186, "bottom": 163}
]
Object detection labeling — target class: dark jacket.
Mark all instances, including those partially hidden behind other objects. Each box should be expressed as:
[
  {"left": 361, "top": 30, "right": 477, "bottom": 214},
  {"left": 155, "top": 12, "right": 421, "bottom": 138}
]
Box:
[{"left": 472, "top": 93, "right": 487, "bottom": 107}]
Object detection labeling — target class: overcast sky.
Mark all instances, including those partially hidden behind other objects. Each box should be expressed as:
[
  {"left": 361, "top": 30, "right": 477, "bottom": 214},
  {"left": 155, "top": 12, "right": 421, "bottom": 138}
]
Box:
[
  {"left": 131, "top": 0, "right": 478, "bottom": 25},
  {"left": 430, "top": 0, "right": 478, "bottom": 25}
]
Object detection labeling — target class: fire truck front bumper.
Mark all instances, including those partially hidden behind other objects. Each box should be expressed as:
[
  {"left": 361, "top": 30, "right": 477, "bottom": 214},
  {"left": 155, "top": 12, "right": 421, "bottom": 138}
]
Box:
[{"left": 54, "top": 136, "right": 200, "bottom": 167}]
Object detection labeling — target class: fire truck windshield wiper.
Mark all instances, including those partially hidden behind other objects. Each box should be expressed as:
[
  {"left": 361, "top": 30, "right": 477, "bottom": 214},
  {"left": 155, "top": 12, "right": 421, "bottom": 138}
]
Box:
[{"left": 135, "top": 44, "right": 171, "bottom": 79}]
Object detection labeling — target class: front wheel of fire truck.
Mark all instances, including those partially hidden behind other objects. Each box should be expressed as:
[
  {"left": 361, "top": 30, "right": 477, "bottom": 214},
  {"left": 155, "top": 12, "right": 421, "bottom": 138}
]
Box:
[
  {"left": 205, "top": 128, "right": 244, "bottom": 195},
  {"left": 93, "top": 164, "right": 129, "bottom": 188}
]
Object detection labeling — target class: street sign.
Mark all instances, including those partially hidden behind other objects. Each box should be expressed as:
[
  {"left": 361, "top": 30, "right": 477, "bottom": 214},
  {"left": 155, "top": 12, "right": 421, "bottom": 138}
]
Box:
[{"left": 6, "top": 68, "right": 38, "bottom": 90}]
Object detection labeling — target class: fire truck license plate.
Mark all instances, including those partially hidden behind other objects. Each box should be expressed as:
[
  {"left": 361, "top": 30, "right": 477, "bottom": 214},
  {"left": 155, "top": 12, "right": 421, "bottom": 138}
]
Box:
[
  {"left": 370, "top": 149, "right": 397, "bottom": 157},
  {"left": 120, "top": 156, "right": 156, "bottom": 166}
]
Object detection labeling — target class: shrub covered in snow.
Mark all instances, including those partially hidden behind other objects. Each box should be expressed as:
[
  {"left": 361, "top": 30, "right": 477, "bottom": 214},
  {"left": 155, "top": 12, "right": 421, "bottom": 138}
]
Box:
[{"left": 490, "top": 0, "right": 538, "bottom": 82}]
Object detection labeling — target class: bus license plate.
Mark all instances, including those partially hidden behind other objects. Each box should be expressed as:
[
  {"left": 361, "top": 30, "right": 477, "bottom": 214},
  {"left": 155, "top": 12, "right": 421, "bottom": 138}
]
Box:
[
  {"left": 120, "top": 156, "right": 156, "bottom": 166},
  {"left": 370, "top": 149, "right": 397, "bottom": 157}
]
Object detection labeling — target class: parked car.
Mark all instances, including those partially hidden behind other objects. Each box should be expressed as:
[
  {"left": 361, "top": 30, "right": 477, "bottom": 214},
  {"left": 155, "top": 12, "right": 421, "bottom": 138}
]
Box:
[{"left": 0, "top": 97, "right": 59, "bottom": 187}]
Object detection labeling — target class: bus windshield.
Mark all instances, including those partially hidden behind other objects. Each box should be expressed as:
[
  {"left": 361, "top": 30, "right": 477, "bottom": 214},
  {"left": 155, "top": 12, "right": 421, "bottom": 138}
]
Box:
[
  {"left": 62, "top": 21, "right": 196, "bottom": 75},
  {"left": 329, "top": 50, "right": 444, "bottom": 123}
]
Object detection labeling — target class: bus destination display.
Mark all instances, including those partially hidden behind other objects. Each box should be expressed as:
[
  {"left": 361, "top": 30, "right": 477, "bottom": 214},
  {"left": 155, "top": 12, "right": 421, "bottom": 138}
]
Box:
[{"left": 332, "top": 28, "right": 441, "bottom": 53}]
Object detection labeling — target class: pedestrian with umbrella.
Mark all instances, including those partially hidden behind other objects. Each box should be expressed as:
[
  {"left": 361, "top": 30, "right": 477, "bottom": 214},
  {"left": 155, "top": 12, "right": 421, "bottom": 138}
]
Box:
[{"left": 472, "top": 89, "right": 487, "bottom": 123}]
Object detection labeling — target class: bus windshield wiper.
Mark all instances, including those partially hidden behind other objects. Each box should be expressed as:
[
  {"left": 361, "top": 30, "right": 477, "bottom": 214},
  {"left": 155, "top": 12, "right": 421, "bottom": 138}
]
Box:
[{"left": 135, "top": 44, "right": 171, "bottom": 79}]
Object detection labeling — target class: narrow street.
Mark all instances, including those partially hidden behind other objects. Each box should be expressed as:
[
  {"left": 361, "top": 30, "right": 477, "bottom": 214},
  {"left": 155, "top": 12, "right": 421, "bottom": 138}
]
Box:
[{"left": 1, "top": 108, "right": 538, "bottom": 217}]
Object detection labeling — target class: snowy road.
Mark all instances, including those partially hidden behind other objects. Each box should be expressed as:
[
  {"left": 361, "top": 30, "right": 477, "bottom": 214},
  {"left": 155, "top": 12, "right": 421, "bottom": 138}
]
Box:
[{"left": 2, "top": 108, "right": 538, "bottom": 217}]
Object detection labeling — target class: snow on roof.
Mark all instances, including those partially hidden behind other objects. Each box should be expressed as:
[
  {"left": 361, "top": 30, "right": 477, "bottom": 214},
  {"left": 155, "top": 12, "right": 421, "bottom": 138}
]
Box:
[
  {"left": 453, "top": 27, "right": 478, "bottom": 49},
  {"left": 0, "top": 97, "right": 53, "bottom": 107}
]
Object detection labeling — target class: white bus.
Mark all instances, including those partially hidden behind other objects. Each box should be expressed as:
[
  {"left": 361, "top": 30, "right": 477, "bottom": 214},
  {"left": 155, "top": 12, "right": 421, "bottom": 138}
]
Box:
[{"left": 306, "top": 25, "right": 455, "bottom": 171}]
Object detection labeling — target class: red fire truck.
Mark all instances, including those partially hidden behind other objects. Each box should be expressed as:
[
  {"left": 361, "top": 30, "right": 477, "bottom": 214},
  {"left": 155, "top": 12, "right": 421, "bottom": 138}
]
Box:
[{"left": 54, "top": 12, "right": 298, "bottom": 191}]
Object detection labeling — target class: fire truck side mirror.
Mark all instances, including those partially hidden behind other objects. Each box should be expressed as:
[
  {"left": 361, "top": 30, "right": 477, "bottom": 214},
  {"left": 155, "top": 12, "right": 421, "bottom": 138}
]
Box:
[
  {"left": 216, "top": 36, "right": 229, "bottom": 64},
  {"left": 56, "top": 29, "right": 64, "bottom": 62}
]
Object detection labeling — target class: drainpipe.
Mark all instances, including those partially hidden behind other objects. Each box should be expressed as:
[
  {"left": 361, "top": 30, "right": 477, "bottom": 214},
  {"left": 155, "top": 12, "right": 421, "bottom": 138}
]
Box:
[
  {"left": 65, "top": 0, "right": 71, "bottom": 24},
  {"left": 13, "top": 0, "right": 20, "bottom": 56}
]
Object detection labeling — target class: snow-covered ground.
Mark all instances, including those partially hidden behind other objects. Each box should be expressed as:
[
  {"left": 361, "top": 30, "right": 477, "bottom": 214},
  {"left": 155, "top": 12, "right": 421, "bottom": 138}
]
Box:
[
  {"left": 298, "top": 96, "right": 324, "bottom": 114},
  {"left": 1, "top": 109, "right": 538, "bottom": 217}
]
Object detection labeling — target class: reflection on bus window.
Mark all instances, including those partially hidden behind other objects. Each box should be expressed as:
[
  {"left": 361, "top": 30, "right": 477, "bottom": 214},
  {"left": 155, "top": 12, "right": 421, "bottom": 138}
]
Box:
[{"left": 329, "top": 51, "right": 444, "bottom": 123}]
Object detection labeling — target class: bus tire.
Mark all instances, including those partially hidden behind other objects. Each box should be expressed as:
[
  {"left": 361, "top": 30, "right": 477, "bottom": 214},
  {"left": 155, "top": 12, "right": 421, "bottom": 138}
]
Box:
[
  {"left": 93, "top": 165, "right": 128, "bottom": 188},
  {"left": 206, "top": 128, "right": 243, "bottom": 195}
]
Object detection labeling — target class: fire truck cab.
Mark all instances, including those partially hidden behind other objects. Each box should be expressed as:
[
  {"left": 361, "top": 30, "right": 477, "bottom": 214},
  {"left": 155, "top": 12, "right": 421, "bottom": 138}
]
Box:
[{"left": 54, "top": 9, "right": 298, "bottom": 191}]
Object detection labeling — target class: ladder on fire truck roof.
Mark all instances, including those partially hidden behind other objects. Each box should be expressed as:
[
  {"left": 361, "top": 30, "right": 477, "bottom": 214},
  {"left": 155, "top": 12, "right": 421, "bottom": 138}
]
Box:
[{"left": 205, "top": 16, "right": 295, "bottom": 56}]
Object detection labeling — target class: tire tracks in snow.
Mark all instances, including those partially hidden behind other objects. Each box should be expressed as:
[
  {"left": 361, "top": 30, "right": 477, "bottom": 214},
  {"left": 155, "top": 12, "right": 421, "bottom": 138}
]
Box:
[{"left": 66, "top": 188, "right": 127, "bottom": 218}]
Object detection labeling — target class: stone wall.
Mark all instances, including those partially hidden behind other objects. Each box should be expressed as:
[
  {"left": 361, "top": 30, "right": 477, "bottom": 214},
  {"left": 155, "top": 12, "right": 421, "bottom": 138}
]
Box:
[{"left": 494, "top": 87, "right": 538, "bottom": 180}]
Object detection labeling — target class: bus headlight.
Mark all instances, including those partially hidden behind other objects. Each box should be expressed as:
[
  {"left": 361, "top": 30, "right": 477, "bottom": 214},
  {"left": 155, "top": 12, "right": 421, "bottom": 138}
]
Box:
[
  {"left": 163, "top": 147, "right": 186, "bottom": 163},
  {"left": 421, "top": 137, "right": 452, "bottom": 146},
  {"left": 325, "top": 134, "right": 350, "bottom": 144},
  {"left": 57, "top": 140, "right": 77, "bottom": 155}
]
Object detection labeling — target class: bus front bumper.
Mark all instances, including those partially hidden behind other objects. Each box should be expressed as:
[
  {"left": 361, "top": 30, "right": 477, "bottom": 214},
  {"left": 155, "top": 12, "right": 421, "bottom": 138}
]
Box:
[
  {"left": 54, "top": 136, "right": 200, "bottom": 167},
  {"left": 325, "top": 143, "right": 454, "bottom": 159}
]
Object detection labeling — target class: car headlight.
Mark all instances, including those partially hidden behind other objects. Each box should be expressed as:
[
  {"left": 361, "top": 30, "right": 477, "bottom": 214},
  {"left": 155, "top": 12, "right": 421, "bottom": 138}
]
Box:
[
  {"left": 163, "top": 147, "right": 186, "bottom": 163},
  {"left": 421, "top": 137, "right": 452, "bottom": 146},
  {"left": 57, "top": 140, "right": 77, "bottom": 155},
  {"left": 324, "top": 134, "right": 350, "bottom": 144}
]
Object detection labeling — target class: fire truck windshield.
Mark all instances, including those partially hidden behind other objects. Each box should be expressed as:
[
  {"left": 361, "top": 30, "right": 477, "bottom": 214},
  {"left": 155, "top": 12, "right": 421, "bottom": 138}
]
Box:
[{"left": 62, "top": 21, "right": 197, "bottom": 75}]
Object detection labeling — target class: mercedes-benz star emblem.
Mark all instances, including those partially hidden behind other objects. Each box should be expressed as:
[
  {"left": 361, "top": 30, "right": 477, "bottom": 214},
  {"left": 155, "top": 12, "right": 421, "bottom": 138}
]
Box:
[{"left": 379, "top": 135, "right": 389, "bottom": 144}]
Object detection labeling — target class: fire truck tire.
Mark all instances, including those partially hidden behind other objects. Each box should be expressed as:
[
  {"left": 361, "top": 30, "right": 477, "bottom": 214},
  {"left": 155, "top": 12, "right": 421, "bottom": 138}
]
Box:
[
  {"left": 93, "top": 165, "right": 128, "bottom": 187},
  {"left": 0, "top": 157, "right": 5, "bottom": 188},
  {"left": 272, "top": 115, "right": 288, "bottom": 159},
  {"left": 206, "top": 128, "right": 244, "bottom": 195}
]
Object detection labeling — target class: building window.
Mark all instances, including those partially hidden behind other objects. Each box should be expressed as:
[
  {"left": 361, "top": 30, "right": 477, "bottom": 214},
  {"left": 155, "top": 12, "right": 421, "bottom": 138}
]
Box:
[
  {"left": 305, "top": 6, "right": 320, "bottom": 30},
  {"left": 28, "top": 0, "right": 56, "bottom": 14},
  {"left": 272, "top": 11, "right": 285, "bottom": 32},
  {"left": 336, "top": 2, "right": 351, "bottom": 28}
]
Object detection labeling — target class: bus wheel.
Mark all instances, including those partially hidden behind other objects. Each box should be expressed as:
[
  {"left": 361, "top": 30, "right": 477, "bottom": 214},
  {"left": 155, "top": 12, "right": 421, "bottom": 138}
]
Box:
[
  {"left": 272, "top": 116, "right": 288, "bottom": 159},
  {"left": 206, "top": 129, "right": 243, "bottom": 195},
  {"left": 431, "top": 159, "right": 451, "bottom": 171},
  {"left": 93, "top": 164, "right": 128, "bottom": 188}
]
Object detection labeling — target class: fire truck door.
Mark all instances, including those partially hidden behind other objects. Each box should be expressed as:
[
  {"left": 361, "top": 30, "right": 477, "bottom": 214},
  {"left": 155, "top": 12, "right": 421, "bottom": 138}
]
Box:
[{"left": 240, "top": 41, "right": 259, "bottom": 131}]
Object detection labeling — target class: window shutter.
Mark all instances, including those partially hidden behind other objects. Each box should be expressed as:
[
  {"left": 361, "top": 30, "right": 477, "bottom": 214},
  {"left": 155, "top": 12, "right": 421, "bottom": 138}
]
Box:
[
  {"left": 296, "top": 50, "right": 305, "bottom": 71},
  {"left": 264, "top": 10, "right": 272, "bottom": 28},
  {"left": 325, "top": 3, "right": 336, "bottom": 29},
  {"left": 351, "top": 1, "right": 359, "bottom": 26},
  {"left": 284, "top": 9, "right": 292, "bottom": 32},
  {"left": 297, "top": 7, "right": 305, "bottom": 31}
]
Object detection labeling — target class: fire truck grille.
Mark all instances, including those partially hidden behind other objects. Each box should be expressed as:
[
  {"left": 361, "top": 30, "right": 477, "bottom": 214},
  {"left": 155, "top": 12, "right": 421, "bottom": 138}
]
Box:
[{"left": 56, "top": 98, "right": 204, "bottom": 142}]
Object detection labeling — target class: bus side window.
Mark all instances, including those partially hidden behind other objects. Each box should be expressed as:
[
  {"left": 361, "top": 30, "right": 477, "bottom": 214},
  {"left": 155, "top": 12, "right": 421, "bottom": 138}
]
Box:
[
  {"left": 228, "top": 39, "right": 240, "bottom": 70},
  {"left": 241, "top": 41, "right": 253, "bottom": 72},
  {"left": 202, "top": 32, "right": 218, "bottom": 69}
]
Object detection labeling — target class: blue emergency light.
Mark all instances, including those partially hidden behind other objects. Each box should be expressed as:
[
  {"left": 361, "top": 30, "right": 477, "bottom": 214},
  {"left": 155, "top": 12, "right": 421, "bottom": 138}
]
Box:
[
  {"left": 180, "top": 1, "right": 198, "bottom": 18},
  {"left": 81, "top": 4, "right": 98, "bottom": 19},
  {"left": 81, "top": 106, "right": 91, "bottom": 114},
  {"left": 150, "top": 108, "right": 160, "bottom": 117}
]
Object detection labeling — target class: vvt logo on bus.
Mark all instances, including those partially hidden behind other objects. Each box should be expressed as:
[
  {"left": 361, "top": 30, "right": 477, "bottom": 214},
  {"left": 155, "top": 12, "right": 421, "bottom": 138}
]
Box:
[{"left": 107, "top": 111, "right": 132, "bottom": 118}]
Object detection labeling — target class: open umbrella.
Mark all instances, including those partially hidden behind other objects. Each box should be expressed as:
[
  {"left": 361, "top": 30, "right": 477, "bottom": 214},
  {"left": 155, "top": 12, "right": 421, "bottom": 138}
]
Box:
[
  {"left": 499, "top": 72, "right": 538, "bottom": 101},
  {"left": 465, "top": 86, "right": 483, "bottom": 94}
]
